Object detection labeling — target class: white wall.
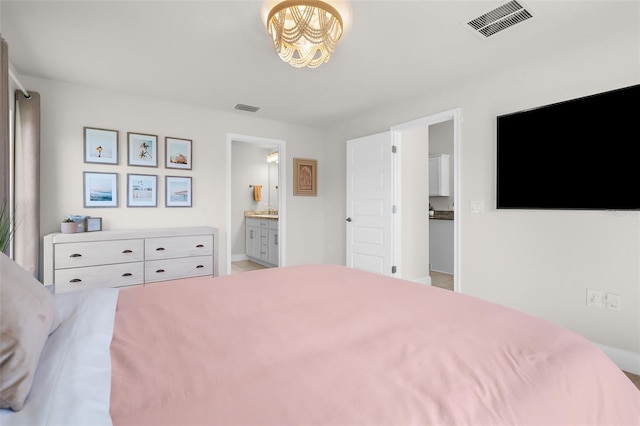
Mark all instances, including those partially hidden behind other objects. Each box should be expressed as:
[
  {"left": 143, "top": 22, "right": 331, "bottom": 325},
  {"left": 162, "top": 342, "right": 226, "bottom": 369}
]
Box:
[
  {"left": 21, "top": 76, "right": 326, "bottom": 275},
  {"left": 324, "top": 24, "right": 640, "bottom": 369}
]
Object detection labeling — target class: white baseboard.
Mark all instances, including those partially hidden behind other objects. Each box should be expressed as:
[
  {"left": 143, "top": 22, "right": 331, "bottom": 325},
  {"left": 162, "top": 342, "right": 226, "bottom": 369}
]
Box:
[
  {"left": 411, "top": 276, "right": 432, "bottom": 286},
  {"left": 595, "top": 343, "right": 640, "bottom": 375},
  {"left": 231, "top": 254, "right": 249, "bottom": 262}
]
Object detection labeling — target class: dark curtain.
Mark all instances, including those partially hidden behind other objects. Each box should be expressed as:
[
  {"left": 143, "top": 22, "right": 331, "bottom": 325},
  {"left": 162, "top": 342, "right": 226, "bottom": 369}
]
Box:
[
  {"left": 14, "top": 91, "right": 40, "bottom": 276},
  {"left": 0, "top": 37, "right": 9, "bottom": 255}
]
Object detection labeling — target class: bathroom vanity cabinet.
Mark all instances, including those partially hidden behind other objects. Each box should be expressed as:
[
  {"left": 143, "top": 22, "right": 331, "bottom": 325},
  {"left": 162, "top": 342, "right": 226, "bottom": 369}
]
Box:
[{"left": 245, "top": 217, "right": 278, "bottom": 267}]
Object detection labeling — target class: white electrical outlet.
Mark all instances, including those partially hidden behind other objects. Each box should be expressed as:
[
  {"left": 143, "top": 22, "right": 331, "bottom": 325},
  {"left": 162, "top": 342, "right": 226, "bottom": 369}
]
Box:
[
  {"left": 605, "top": 293, "right": 621, "bottom": 311},
  {"left": 586, "top": 289, "right": 603, "bottom": 308}
]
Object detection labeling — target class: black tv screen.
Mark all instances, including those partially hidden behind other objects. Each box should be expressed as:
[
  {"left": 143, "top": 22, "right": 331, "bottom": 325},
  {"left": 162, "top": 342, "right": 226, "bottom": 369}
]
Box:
[{"left": 497, "top": 84, "right": 640, "bottom": 210}]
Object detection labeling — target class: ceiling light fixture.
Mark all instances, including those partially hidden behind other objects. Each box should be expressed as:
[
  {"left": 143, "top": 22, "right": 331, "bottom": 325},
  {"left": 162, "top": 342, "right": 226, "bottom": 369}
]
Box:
[{"left": 267, "top": 0, "right": 343, "bottom": 68}]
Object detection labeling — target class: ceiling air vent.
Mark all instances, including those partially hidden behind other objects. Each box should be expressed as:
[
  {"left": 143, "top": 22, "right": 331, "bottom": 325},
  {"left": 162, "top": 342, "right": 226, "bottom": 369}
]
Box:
[
  {"left": 234, "top": 103, "right": 261, "bottom": 113},
  {"left": 467, "top": 0, "right": 532, "bottom": 38}
]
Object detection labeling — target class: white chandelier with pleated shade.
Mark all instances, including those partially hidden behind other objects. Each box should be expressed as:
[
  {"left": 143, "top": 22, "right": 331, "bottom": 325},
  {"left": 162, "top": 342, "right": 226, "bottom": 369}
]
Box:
[{"left": 267, "top": 0, "right": 344, "bottom": 68}]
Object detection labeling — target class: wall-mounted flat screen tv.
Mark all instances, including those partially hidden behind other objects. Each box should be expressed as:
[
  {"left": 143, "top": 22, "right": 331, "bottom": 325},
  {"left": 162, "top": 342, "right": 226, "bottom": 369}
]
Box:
[{"left": 496, "top": 84, "right": 640, "bottom": 210}]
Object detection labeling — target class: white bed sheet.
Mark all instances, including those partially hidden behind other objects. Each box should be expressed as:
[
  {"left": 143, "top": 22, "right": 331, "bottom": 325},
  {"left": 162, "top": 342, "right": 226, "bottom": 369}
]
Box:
[{"left": 0, "top": 287, "right": 119, "bottom": 426}]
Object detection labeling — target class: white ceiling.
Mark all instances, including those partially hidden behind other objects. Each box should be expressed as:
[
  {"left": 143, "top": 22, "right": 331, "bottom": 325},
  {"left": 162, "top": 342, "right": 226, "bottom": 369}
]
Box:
[{"left": 2, "top": 1, "right": 637, "bottom": 129}]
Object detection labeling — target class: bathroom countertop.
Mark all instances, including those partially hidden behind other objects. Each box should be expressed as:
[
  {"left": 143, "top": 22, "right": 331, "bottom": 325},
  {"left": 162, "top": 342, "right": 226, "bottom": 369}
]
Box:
[
  {"left": 429, "top": 210, "right": 454, "bottom": 221},
  {"left": 247, "top": 214, "right": 278, "bottom": 220},
  {"left": 245, "top": 210, "right": 279, "bottom": 220}
]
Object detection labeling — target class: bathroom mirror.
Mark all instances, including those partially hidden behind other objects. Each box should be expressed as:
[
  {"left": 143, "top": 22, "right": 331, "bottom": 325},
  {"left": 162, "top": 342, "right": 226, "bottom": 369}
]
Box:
[{"left": 267, "top": 151, "right": 279, "bottom": 211}]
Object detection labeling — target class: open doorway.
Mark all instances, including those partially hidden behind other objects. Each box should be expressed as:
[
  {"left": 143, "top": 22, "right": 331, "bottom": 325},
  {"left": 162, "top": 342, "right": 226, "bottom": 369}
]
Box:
[
  {"left": 390, "top": 108, "right": 460, "bottom": 292},
  {"left": 427, "top": 120, "right": 455, "bottom": 291},
  {"left": 226, "top": 133, "right": 286, "bottom": 276}
]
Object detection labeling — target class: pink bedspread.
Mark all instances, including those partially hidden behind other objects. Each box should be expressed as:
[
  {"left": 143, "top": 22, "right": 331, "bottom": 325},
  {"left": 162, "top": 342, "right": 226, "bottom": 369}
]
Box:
[{"left": 110, "top": 264, "right": 640, "bottom": 425}]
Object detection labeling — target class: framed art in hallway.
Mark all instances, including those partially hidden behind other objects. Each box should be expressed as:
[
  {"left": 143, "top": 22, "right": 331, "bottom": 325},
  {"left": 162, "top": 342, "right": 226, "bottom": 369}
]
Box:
[
  {"left": 165, "top": 137, "right": 192, "bottom": 170},
  {"left": 293, "top": 158, "right": 317, "bottom": 196},
  {"left": 128, "top": 132, "right": 158, "bottom": 167},
  {"left": 84, "top": 172, "right": 118, "bottom": 207},
  {"left": 166, "top": 176, "right": 192, "bottom": 207},
  {"left": 127, "top": 173, "right": 158, "bottom": 207},
  {"left": 84, "top": 127, "right": 118, "bottom": 164}
]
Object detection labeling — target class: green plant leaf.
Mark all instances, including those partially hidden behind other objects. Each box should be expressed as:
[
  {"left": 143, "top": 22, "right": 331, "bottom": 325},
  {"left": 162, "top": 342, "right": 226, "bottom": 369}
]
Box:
[{"left": 0, "top": 201, "right": 14, "bottom": 253}]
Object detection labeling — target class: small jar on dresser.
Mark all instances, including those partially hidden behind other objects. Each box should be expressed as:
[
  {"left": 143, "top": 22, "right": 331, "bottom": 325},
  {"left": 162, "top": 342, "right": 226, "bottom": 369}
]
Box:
[{"left": 43, "top": 226, "right": 219, "bottom": 293}]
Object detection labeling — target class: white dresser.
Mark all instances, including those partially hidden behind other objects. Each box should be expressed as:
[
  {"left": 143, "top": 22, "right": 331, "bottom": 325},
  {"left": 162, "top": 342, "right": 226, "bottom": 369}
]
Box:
[{"left": 43, "top": 226, "right": 218, "bottom": 293}]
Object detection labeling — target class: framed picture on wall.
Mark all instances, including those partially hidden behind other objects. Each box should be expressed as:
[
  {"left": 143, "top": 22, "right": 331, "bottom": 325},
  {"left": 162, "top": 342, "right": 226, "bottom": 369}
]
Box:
[
  {"left": 165, "top": 176, "right": 192, "bottom": 207},
  {"left": 165, "top": 137, "right": 192, "bottom": 170},
  {"left": 293, "top": 158, "right": 317, "bottom": 196},
  {"left": 128, "top": 132, "right": 158, "bottom": 167},
  {"left": 127, "top": 173, "right": 158, "bottom": 207},
  {"left": 83, "top": 172, "right": 118, "bottom": 207},
  {"left": 84, "top": 127, "right": 118, "bottom": 164}
]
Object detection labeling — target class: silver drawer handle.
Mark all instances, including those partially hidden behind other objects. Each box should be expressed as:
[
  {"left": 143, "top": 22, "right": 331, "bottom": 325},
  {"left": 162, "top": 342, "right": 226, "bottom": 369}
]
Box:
[
  {"left": 196, "top": 244, "right": 204, "bottom": 248},
  {"left": 155, "top": 269, "right": 165, "bottom": 273},
  {"left": 156, "top": 247, "right": 165, "bottom": 251},
  {"left": 122, "top": 249, "right": 133, "bottom": 254},
  {"left": 70, "top": 253, "right": 82, "bottom": 258},
  {"left": 69, "top": 278, "right": 82, "bottom": 283},
  {"left": 196, "top": 265, "right": 204, "bottom": 269},
  {"left": 122, "top": 273, "right": 132, "bottom": 277}
]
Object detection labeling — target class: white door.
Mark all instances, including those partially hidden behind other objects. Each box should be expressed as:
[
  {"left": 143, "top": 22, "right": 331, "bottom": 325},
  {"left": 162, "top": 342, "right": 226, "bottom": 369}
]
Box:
[{"left": 346, "top": 131, "right": 394, "bottom": 275}]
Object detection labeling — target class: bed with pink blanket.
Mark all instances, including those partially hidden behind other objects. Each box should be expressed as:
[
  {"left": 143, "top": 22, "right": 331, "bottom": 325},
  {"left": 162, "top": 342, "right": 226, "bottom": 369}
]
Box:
[
  {"left": 2, "top": 259, "right": 639, "bottom": 425},
  {"left": 110, "top": 264, "right": 639, "bottom": 425}
]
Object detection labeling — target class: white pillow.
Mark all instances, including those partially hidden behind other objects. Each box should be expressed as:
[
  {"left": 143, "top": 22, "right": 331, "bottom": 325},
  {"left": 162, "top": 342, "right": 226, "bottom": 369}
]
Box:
[
  {"left": 0, "top": 287, "right": 119, "bottom": 425},
  {"left": 0, "top": 253, "right": 60, "bottom": 411}
]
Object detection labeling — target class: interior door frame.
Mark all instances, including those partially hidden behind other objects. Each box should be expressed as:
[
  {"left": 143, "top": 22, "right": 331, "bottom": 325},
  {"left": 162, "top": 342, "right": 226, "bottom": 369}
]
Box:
[
  {"left": 226, "top": 133, "right": 287, "bottom": 275},
  {"left": 390, "top": 108, "right": 461, "bottom": 292}
]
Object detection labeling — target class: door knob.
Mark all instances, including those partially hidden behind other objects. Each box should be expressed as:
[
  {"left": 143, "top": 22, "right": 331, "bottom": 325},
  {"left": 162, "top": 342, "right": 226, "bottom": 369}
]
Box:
[{"left": 346, "top": 217, "right": 352, "bottom": 222}]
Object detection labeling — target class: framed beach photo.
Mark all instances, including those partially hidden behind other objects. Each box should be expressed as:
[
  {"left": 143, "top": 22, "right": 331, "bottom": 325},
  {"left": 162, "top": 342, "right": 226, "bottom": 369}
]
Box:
[
  {"left": 84, "top": 127, "right": 118, "bottom": 164},
  {"left": 165, "top": 176, "right": 192, "bottom": 207},
  {"left": 128, "top": 132, "right": 158, "bottom": 167},
  {"left": 165, "top": 137, "right": 192, "bottom": 170},
  {"left": 83, "top": 172, "right": 118, "bottom": 207},
  {"left": 293, "top": 158, "right": 317, "bottom": 196},
  {"left": 86, "top": 217, "right": 102, "bottom": 232},
  {"left": 127, "top": 173, "right": 158, "bottom": 207}
]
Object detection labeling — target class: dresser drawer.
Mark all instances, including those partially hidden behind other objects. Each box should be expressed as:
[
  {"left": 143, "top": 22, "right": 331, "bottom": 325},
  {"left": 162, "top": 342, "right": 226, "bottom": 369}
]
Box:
[
  {"left": 145, "top": 255, "right": 213, "bottom": 283},
  {"left": 54, "top": 240, "right": 144, "bottom": 269},
  {"left": 145, "top": 235, "right": 214, "bottom": 260},
  {"left": 54, "top": 262, "right": 144, "bottom": 293}
]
